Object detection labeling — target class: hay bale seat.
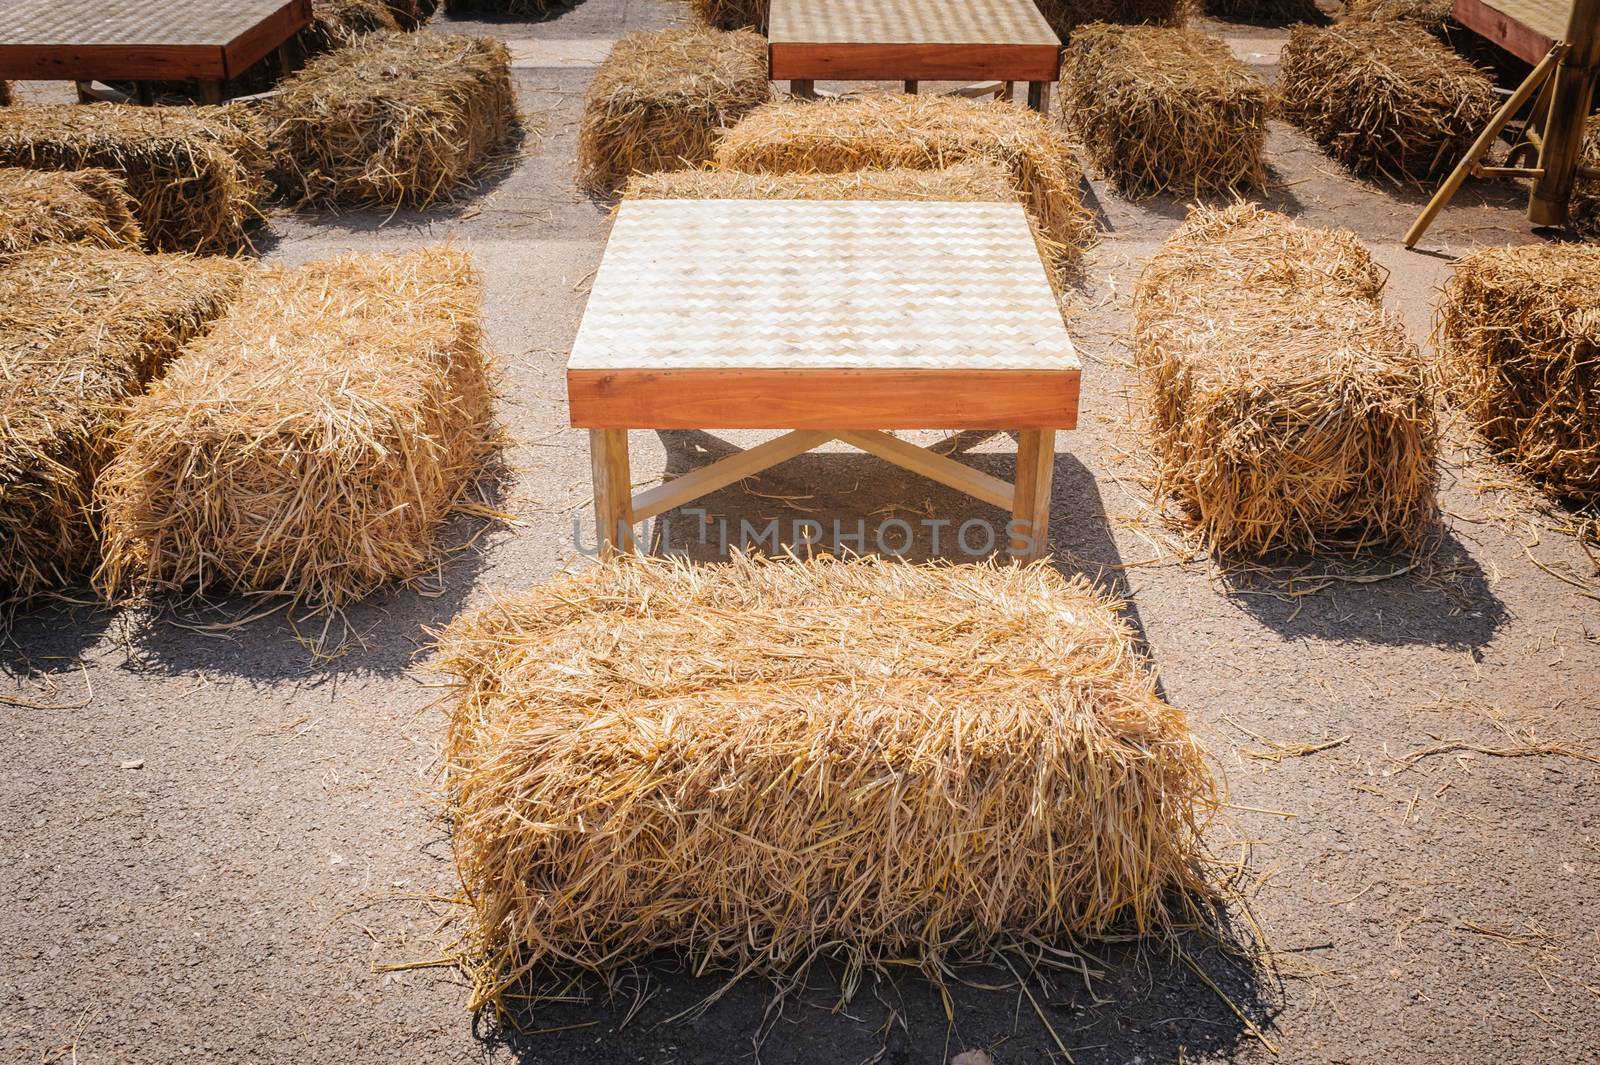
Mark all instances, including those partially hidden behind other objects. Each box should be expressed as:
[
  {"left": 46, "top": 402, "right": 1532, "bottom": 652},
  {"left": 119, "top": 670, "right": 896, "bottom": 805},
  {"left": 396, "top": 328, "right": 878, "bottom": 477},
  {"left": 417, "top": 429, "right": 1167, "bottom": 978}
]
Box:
[
  {"left": 0, "top": 105, "right": 268, "bottom": 254},
  {"left": 622, "top": 159, "right": 1071, "bottom": 280},
  {"left": 1060, "top": 23, "right": 1269, "bottom": 198},
  {"left": 1572, "top": 124, "right": 1600, "bottom": 242},
  {"left": 440, "top": 554, "right": 1216, "bottom": 1003},
  {"left": 685, "top": 0, "right": 766, "bottom": 30},
  {"left": 443, "top": 0, "right": 562, "bottom": 14},
  {"left": 1132, "top": 204, "right": 1437, "bottom": 555},
  {"left": 0, "top": 168, "right": 144, "bottom": 256},
  {"left": 1279, "top": 21, "right": 1496, "bottom": 181},
  {"left": 267, "top": 32, "right": 515, "bottom": 210},
  {"left": 299, "top": 0, "right": 404, "bottom": 54},
  {"left": 1034, "top": 0, "right": 1187, "bottom": 37},
  {"left": 1437, "top": 244, "right": 1600, "bottom": 509},
  {"left": 1202, "top": 0, "right": 1324, "bottom": 22},
  {"left": 579, "top": 27, "right": 770, "bottom": 196},
  {"left": 713, "top": 94, "right": 1097, "bottom": 265},
  {"left": 94, "top": 247, "right": 496, "bottom": 610},
  {"left": 0, "top": 248, "right": 242, "bottom": 599},
  {"left": 1342, "top": 0, "right": 1454, "bottom": 36}
]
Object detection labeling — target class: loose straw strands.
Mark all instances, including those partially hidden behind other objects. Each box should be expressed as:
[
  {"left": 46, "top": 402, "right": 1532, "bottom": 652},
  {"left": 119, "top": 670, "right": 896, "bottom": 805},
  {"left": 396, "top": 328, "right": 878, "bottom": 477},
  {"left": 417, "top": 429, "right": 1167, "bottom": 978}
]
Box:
[
  {"left": 0, "top": 247, "right": 243, "bottom": 598},
  {"left": 95, "top": 247, "right": 496, "bottom": 611},
  {"left": 299, "top": 0, "right": 404, "bottom": 54},
  {"left": 0, "top": 104, "right": 269, "bottom": 253},
  {"left": 1437, "top": 244, "right": 1600, "bottom": 509},
  {"left": 1132, "top": 204, "right": 1438, "bottom": 555},
  {"left": 268, "top": 32, "right": 517, "bottom": 210},
  {"left": 440, "top": 554, "right": 1218, "bottom": 1009},
  {"left": 579, "top": 27, "right": 770, "bottom": 196},
  {"left": 1279, "top": 21, "right": 1497, "bottom": 181},
  {"left": 1060, "top": 23, "right": 1269, "bottom": 198},
  {"left": 713, "top": 94, "right": 1097, "bottom": 266},
  {"left": 0, "top": 168, "right": 144, "bottom": 257}
]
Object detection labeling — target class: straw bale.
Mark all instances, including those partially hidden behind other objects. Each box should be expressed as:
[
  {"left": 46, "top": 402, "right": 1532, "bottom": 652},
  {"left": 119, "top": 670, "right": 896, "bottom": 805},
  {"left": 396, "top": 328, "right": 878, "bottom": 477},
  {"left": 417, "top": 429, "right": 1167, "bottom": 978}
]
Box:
[
  {"left": 1203, "top": 0, "right": 1323, "bottom": 20},
  {"left": 443, "top": 0, "right": 561, "bottom": 14},
  {"left": 1437, "top": 244, "right": 1600, "bottom": 506},
  {"left": 685, "top": 0, "right": 767, "bottom": 30},
  {"left": 0, "top": 104, "right": 268, "bottom": 253},
  {"left": 579, "top": 27, "right": 770, "bottom": 196},
  {"left": 95, "top": 248, "right": 495, "bottom": 610},
  {"left": 0, "top": 168, "right": 144, "bottom": 256},
  {"left": 1060, "top": 23, "right": 1268, "bottom": 197},
  {"left": 440, "top": 554, "right": 1217, "bottom": 1004},
  {"left": 1342, "top": 0, "right": 1453, "bottom": 36},
  {"left": 714, "top": 94, "right": 1097, "bottom": 263},
  {"left": 0, "top": 247, "right": 242, "bottom": 598},
  {"left": 300, "top": 0, "right": 403, "bottom": 54},
  {"left": 1132, "top": 204, "right": 1437, "bottom": 555},
  {"left": 386, "top": 0, "right": 439, "bottom": 29},
  {"left": 267, "top": 32, "right": 516, "bottom": 210},
  {"left": 1279, "top": 21, "right": 1496, "bottom": 181},
  {"left": 1572, "top": 123, "right": 1600, "bottom": 242},
  {"left": 1034, "top": 0, "right": 1188, "bottom": 37}
]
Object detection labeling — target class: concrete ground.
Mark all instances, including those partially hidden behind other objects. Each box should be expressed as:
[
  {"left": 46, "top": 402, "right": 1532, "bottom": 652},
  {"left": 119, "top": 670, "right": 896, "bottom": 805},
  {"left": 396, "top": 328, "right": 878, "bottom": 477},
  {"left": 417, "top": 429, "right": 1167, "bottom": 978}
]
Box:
[{"left": 3, "top": 2, "right": 1598, "bottom": 1063}]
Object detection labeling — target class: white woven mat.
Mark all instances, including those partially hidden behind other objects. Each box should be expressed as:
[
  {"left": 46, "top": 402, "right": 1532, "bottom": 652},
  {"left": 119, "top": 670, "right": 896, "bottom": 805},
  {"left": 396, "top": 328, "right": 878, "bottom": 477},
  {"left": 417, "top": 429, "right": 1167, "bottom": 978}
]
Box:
[
  {"left": 569, "top": 200, "right": 1077, "bottom": 373},
  {"left": 769, "top": 0, "right": 1059, "bottom": 48}
]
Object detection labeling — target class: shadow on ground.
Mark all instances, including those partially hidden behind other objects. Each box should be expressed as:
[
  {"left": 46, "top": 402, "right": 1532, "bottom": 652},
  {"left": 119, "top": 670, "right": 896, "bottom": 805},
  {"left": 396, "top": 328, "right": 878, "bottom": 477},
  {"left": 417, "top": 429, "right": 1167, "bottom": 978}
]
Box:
[
  {"left": 1215, "top": 526, "right": 1508, "bottom": 652},
  {"left": 473, "top": 919, "right": 1278, "bottom": 1065}
]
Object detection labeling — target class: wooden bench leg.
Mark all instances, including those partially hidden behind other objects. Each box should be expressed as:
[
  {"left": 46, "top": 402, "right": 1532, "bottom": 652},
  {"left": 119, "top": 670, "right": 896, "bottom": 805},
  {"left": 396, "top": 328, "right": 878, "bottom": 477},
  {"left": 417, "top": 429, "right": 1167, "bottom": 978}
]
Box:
[
  {"left": 904, "top": 80, "right": 919, "bottom": 94},
  {"left": 1027, "top": 81, "right": 1052, "bottom": 113},
  {"left": 1010, "top": 429, "right": 1055, "bottom": 562},
  {"left": 590, "top": 429, "right": 635, "bottom": 555},
  {"left": 1001, "top": 81, "right": 1015, "bottom": 102},
  {"left": 790, "top": 79, "right": 816, "bottom": 99},
  {"left": 198, "top": 80, "right": 224, "bottom": 104}
]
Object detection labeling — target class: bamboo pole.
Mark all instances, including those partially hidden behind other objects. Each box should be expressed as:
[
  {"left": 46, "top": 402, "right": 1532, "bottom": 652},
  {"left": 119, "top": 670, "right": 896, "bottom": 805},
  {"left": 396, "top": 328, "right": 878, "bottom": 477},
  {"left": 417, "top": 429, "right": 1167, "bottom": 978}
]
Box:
[
  {"left": 1529, "top": 0, "right": 1600, "bottom": 226},
  {"left": 1404, "top": 45, "right": 1564, "bottom": 247}
]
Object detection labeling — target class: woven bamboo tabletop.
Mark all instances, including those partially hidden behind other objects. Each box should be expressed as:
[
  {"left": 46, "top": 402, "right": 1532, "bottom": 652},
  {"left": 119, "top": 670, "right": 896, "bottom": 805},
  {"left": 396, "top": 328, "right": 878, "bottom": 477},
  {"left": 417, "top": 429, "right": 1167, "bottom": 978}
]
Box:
[
  {"left": 770, "top": 0, "right": 1059, "bottom": 48},
  {"left": 570, "top": 200, "right": 1075, "bottom": 373},
  {"left": 0, "top": 0, "right": 310, "bottom": 81}
]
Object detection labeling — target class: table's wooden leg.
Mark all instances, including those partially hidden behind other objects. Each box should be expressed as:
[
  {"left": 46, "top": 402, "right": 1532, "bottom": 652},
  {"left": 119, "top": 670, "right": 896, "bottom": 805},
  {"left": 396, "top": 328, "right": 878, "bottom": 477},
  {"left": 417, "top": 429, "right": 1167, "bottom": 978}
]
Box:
[
  {"left": 1001, "top": 81, "right": 1015, "bottom": 102},
  {"left": 590, "top": 428, "right": 635, "bottom": 555},
  {"left": 74, "top": 81, "right": 95, "bottom": 104},
  {"left": 790, "top": 79, "right": 816, "bottom": 99},
  {"left": 1027, "top": 82, "right": 1052, "bottom": 114},
  {"left": 904, "top": 80, "right": 919, "bottom": 94},
  {"left": 1010, "top": 429, "right": 1056, "bottom": 562},
  {"left": 198, "top": 80, "right": 224, "bottom": 104}
]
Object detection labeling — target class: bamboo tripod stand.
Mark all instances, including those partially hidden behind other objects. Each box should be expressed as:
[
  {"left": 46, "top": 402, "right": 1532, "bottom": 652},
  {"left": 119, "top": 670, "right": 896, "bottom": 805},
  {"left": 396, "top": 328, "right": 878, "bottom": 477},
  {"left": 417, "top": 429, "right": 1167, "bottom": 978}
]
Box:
[{"left": 1405, "top": 0, "right": 1599, "bottom": 246}]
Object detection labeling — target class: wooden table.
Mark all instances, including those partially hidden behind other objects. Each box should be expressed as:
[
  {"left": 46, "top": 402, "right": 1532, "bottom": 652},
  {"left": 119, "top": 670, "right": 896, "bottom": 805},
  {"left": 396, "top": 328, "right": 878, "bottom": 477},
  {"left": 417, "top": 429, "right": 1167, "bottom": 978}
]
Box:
[
  {"left": 567, "top": 199, "right": 1081, "bottom": 562},
  {"left": 0, "top": 0, "right": 312, "bottom": 103},
  {"left": 768, "top": 0, "right": 1063, "bottom": 111}
]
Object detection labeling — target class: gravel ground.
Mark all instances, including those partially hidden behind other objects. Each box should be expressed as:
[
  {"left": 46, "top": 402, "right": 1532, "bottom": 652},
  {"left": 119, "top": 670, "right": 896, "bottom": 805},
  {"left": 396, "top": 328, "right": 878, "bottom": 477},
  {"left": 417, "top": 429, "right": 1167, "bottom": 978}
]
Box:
[{"left": 4, "top": 3, "right": 1597, "bottom": 1063}]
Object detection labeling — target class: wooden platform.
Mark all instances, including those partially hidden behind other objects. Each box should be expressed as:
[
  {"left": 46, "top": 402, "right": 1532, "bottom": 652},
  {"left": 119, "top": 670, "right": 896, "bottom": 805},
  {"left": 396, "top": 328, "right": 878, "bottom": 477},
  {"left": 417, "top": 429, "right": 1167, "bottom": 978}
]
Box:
[
  {"left": 0, "top": 0, "right": 311, "bottom": 83},
  {"left": 568, "top": 199, "right": 1079, "bottom": 560},
  {"left": 768, "top": 0, "right": 1061, "bottom": 84},
  {"left": 1452, "top": 0, "right": 1572, "bottom": 63}
]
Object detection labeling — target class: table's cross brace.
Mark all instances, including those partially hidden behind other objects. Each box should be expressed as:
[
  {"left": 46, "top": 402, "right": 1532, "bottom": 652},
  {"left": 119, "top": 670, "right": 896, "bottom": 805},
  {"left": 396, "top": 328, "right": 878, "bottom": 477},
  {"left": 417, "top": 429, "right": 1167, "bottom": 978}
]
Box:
[{"left": 590, "top": 429, "right": 1056, "bottom": 561}]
